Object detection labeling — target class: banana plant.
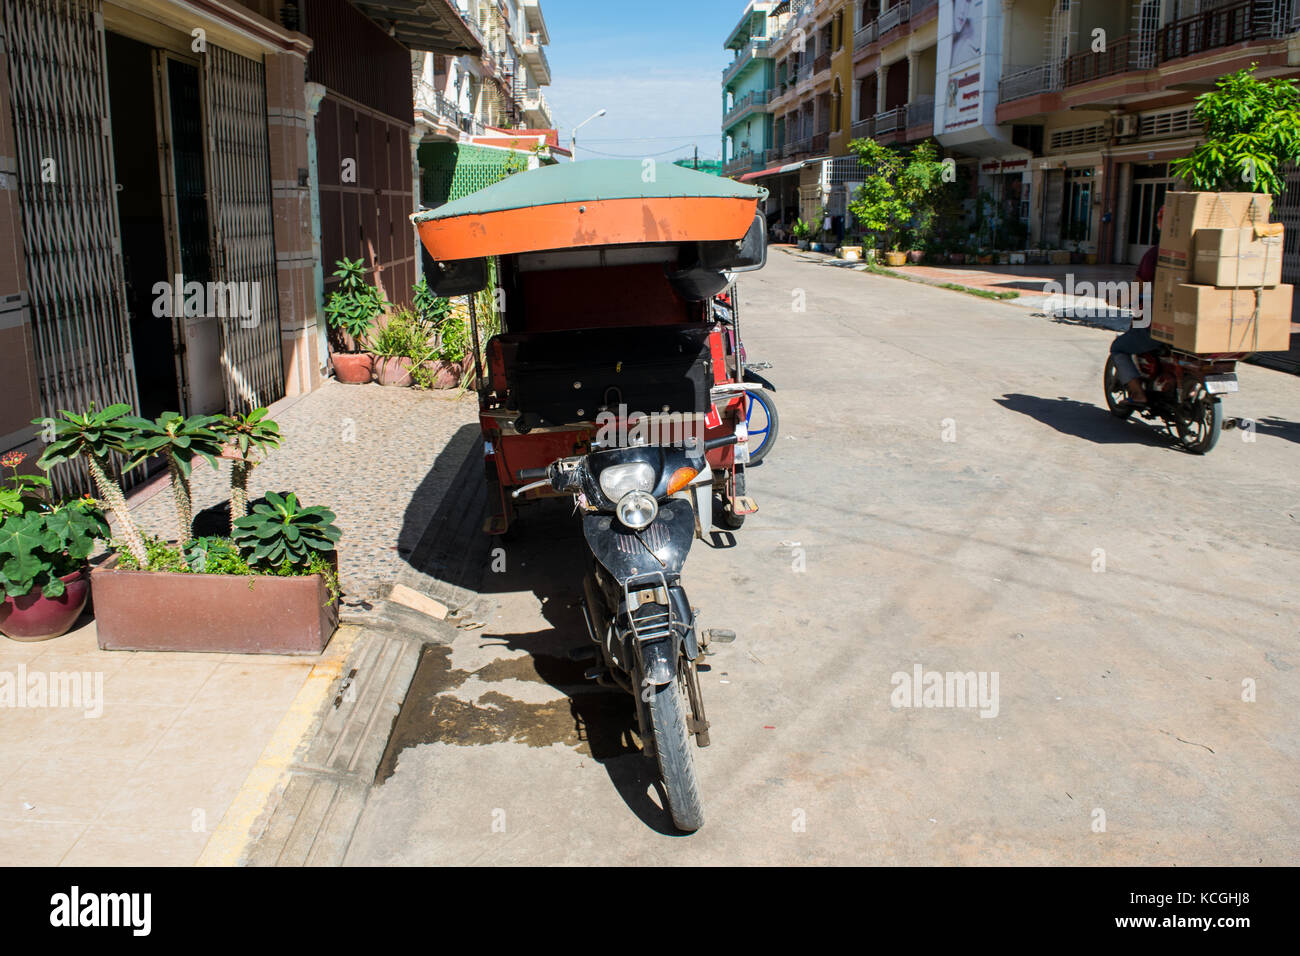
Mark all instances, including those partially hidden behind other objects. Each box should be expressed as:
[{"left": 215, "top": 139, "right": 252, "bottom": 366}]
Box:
[
  {"left": 213, "top": 408, "right": 282, "bottom": 530},
  {"left": 232, "top": 491, "right": 341, "bottom": 569},
  {"left": 34, "top": 404, "right": 148, "bottom": 566},
  {"left": 122, "top": 412, "right": 225, "bottom": 542}
]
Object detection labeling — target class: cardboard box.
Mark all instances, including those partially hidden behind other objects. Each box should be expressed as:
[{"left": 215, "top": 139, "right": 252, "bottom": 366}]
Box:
[
  {"left": 1157, "top": 191, "right": 1273, "bottom": 273},
  {"left": 1151, "top": 279, "right": 1292, "bottom": 353},
  {"left": 1192, "top": 225, "right": 1284, "bottom": 287}
]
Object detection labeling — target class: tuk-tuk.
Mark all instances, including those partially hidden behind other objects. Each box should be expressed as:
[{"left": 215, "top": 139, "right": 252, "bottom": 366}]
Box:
[{"left": 412, "top": 159, "right": 768, "bottom": 833}]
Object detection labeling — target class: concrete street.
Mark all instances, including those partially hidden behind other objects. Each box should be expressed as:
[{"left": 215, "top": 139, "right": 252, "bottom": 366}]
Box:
[{"left": 344, "top": 251, "right": 1300, "bottom": 865}]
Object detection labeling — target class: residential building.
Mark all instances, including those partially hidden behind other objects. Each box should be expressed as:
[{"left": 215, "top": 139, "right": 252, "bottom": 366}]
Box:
[
  {"left": 733, "top": 0, "right": 942, "bottom": 233},
  {"left": 0, "top": 0, "right": 492, "bottom": 493},
  {"left": 722, "top": 1, "right": 779, "bottom": 179},
  {"left": 411, "top": 0, "right": 561, "bottom": 211}
]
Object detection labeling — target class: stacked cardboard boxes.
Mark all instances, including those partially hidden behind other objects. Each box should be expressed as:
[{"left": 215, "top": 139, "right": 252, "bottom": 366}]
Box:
[{"left": 1150, "top": 191, "right": 1292, "bottom": 354}]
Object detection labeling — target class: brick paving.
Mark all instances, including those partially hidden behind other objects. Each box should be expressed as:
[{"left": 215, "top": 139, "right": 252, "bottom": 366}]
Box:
[{"left": 121, "top": 380, "right": 480, "bottom": 602}]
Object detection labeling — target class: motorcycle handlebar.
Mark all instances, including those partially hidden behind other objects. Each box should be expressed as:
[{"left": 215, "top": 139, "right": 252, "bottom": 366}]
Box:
[
  {"left": 516, "top": 466, "right": 550, "bottom": 480},
  {"left": 704, "top": 434, "right": 739, "bottom": 451}
]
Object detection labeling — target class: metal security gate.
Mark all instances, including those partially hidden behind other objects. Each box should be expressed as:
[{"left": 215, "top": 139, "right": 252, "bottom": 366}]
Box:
[
  {"left": 1, "top": 0, "right": 140, "bottom": 494},
  {"left": 204, "top": 45, "right": 283, "bottom": 412}
]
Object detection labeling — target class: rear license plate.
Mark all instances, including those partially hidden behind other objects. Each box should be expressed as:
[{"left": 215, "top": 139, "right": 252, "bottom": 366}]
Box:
[{"left": 1204, "top": 374, "right": 1239, "bottom": 394}]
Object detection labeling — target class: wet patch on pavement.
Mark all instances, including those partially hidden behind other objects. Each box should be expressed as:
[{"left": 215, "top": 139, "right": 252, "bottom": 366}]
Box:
[{"left": 374, "top": 644, "right": 639, "bottom": 783}]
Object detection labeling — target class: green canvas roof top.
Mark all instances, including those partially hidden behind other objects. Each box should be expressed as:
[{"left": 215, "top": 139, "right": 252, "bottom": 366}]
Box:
[{"left": 413, "top": 159, "right": 767, "bottom": 223}]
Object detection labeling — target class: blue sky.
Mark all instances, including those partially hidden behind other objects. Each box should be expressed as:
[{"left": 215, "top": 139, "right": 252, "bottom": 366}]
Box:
[{"left": 541, "top": 0, "right": 745, "bottom": 162}]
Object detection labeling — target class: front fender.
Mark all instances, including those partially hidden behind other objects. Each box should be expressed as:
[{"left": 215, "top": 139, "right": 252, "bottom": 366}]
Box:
[
  {"left": 582, "top": 497, "right": 695, "bottom": 582},
  {"left": 628, "top": 584, "right": 697, "bottom": 686}
]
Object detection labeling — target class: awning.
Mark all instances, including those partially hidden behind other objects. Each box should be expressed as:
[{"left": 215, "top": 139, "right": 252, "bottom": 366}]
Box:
[
  {"left": 351, "top": 0, "right": 483, "bottom": 56},
  {"left": 740, "top": 165, "right": 785, "bottom": 182}
]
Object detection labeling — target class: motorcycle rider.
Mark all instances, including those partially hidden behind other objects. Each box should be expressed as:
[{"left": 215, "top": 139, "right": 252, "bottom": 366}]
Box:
[{"left": 1109, "top": 205, "right": 1163, "bottom": 406}]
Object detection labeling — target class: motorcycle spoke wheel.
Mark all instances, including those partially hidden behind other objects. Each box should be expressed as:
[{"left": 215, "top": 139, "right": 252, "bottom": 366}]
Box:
[
  {"left": 1103, "top": 357, "right": 1133, "bottom": 420},
  {"left": 1176, "top": 394, "right": 1223, "bottom": 455},
  {"left": 744, "top": 390, "right": 779, "bottom": 465}
]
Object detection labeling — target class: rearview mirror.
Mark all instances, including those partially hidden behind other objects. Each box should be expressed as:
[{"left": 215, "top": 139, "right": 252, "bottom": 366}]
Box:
[
  {"left": 426, "top": 257, "right": 487, "bottom": 297},
  {"left": 697, "top": 213, "right": 767, "bottom": 273}
]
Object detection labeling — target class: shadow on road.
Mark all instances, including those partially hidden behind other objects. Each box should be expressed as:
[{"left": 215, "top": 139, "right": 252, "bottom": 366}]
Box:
[
  {"left": 995, "top": 393, "right": 1177, "bottom": 448},
  {"left": 383, "top": 471, "right": 687, "bottom": 834},
  {"left": 1251, "top": 416, "right": 1300, "bottom": 445}
]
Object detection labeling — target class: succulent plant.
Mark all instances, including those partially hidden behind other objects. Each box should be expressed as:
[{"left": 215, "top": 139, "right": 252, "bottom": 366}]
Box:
[
  {"left": 232, "top": 491, "right": 341, "bottom": 570},
  {"left": 34, "top": 404, "right": 147, "bottom": 566},
  {"left": 122, "top": 412, "right": 225, "bottom": 541},
  {"left": 213, "top": 408, "right": 282, "bottom": 530}
]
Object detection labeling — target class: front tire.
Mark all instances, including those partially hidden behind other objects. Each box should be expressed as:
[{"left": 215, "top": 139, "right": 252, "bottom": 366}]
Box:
[{"left": 646, "top": 671, "right": 704, "bottom": 832}]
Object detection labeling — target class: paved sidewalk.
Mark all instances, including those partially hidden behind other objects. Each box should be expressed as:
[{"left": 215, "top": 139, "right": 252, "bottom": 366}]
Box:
[
  {"left": 124, "top": 380, "right": 480, "bottom": 601},
  {"left": 1, "top": 379, "right": 480, "bottom": 866}
]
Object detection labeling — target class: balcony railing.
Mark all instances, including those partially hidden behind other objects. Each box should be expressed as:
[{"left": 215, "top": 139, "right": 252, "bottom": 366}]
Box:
[
  {"left": 814, "top": 51, "right": 831, "bottom": 74},
  {"left": 784, "top": 137, "right": 811, "bottom": 158},
  {"left": 850, "top": 116, "right": 875, "bottom": 140},
  {"left": 1156, "top": 0, "right": 1267, "bottom": 62},
  {"left": 874, "top": 106, "right": 905, "bottom": 134},
  {"left": 878, "top": 2, "right": 909, "bottom": 37},
  {"left": 1064, "top": 33, "right": 1153, "bottom": 86},
  {"left": 723, "top": 89, "right": 775, "bottom": 127},
  {"left": 811, "top": 131, "right": 829, "bottom": 153},
  {"left": 415, "top": 79, "right": 463, "bottom": 129},
  {"left": 517, "top": 33, "right": 551, "bottom": 82},
  {"left": 910, "top": 0, "right": 937, "bottom": 18},
  {"left": 722, "top": 37, "right": 772, "bottom": 84},
  {"left": 854, "top": 20, "right": 878, "bottom": 50},
  {"left": 999, "top": 62, "right": 1060, "bottom": 103},
  {"left": 723, "top": 151, "right": 755, "bottom": 176},
  {"left": 906, "top": 95, "right": 935, "bottom": 129}
]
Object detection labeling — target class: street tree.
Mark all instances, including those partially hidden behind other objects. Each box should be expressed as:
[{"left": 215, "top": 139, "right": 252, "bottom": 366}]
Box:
[{"left": 1170, "top": 65, "right": 1300, "bottom": 195}]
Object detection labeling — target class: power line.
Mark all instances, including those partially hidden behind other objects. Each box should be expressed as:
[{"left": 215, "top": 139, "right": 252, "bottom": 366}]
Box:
[{"left": 579, "top": 143, "right": 704, "bottom": 158}]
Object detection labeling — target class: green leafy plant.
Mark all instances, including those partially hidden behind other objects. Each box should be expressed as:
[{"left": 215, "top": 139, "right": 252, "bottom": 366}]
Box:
[
  {"left": 122, "top": 412, "right": 224, "bottom": 542},
  {"left": 791, "top": 218, "right": 812, "bottom": 240},
  {"left": 436, "top": 314, "right": 469, "bottom": 365},
  {"left": 324, "top": 257, "right": 387, "bottom": 353},
  {"left": 1171, "top": 65, "right": 1300, "bottom": 195},
  {"left": 232, "top": 491, "right": 341, "bottom": 570},
  {"left": 848, "top": 138, "right": 949, "bottom": 253},
  {"left": 412, "top": 278, "right": 452, "bottom": 329},
  {"left": 212, "top": 408, "right": 281, "bottom": 530},
  {"left": 0, "top": 451, "right": 51, "bottom": 517},
  {"left": 0, "top": 498, "right": 108, "bottom": 599},
  {"left": 34, "top": 404, "right": 148, "bottom": 566}
]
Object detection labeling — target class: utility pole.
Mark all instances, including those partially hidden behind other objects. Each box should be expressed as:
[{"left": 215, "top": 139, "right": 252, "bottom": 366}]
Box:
[{"left": 693, "top": 145, "right": 699, "bottom": 170}]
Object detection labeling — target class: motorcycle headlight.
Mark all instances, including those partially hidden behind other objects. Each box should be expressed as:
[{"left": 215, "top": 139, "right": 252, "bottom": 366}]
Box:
[
  {"left": 598, "top": 462, "right": 656, "bottom": 500},
  {"left": 616, "top": 491, "right": 658, "bottom": 530}
]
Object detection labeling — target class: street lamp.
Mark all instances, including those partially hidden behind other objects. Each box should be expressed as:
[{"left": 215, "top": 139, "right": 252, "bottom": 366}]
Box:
[{"left": 569, "top": 109, "right": 606, "bottom": 161}]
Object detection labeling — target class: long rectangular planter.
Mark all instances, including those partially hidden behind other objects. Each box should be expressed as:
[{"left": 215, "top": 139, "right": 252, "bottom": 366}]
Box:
[{"left": 91, "top": 556, "right": 339, "bottom": 655}]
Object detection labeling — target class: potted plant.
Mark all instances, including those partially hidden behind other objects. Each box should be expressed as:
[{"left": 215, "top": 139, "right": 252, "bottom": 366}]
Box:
[
  {"left": 791, "top": 218, "right": 812, "bottom": 250},
  {"left": 324, "top": 256, "right": 386, "bottom": 384},
  {"left": 421, "top": 312, "right": 469, "bottom": 389},
  {"left": 218, "top": 408, "right": 282, "bottom": 524},
  {"left": 949, "top": 251, "right": 967, "bottom": 265},
  {"left": 849, "top": 139, "right": 946, "bottom": 271},
  {"left": 370, "top": 311, "right": 421, "bottom": 387},
  {"left": 35, "top": 406, "right": 343, "bottom": 654},
  {"left": 0, "top": 453, "right": 107, "bottom": 641}
]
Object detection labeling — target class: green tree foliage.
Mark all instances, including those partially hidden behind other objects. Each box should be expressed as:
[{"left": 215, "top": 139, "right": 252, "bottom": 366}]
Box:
[
  {"left": 848, "top": 139, "right": 949, "bottom": 252},
  {"left": 1170, "top": 66, "right": 1300, "bottom": 195}
]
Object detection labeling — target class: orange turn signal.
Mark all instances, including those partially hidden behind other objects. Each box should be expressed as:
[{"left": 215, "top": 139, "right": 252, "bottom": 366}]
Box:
[{"left": 666, "top": 466, "right": 699, "bottom": 495}]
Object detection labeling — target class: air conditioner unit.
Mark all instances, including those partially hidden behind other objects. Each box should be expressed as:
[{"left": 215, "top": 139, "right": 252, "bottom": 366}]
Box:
[{"left": 1115, "top": 115, "right": 1137, "bottom": 137}]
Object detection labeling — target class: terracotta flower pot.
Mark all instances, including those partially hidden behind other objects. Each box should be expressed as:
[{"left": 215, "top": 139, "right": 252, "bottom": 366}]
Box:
[
  {"left": 0, "top": 568, "right": 90, "bottom": 642},
  {"left": 949, "top": 253, "right": 966, "bottom": 264},
  {"left": 907, "top": 250, "right": 924, "bottom": 264},
  {"left": 422, "top": 359, "right": 464, "bottom": 389},
  {"left": 332, "top": 352, "right": 373, "bottom": 384},
  {"left": 374, "top": 356, "right": 413, "bottom": 387},
  {"left": 91, "top": 555, "right": 338, "bottom": 655}
]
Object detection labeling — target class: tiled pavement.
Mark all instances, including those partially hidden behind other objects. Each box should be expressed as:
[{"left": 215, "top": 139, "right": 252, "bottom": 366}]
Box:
[
  {"left": 2, "top": 379, "right": 480, "bottom": 865},
  {"left": 123, "top": 380, "right": 481, "bottom": 601}
]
